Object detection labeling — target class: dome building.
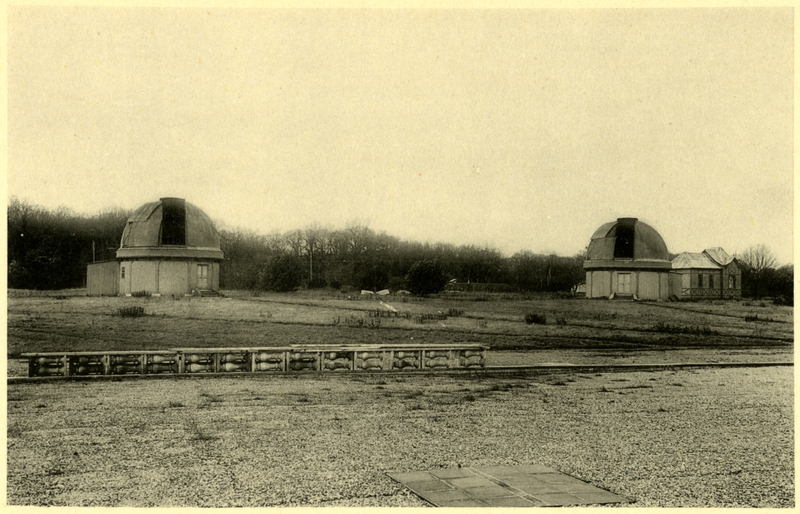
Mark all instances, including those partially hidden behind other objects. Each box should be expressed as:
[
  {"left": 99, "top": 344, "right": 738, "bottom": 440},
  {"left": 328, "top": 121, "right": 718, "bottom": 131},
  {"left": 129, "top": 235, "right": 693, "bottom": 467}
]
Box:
[
  {"left": 583, "top": 217, "right": 671, "bottom": 300},
  {"left": 87, "top": 198, "right": 224, "bottom": 296}
]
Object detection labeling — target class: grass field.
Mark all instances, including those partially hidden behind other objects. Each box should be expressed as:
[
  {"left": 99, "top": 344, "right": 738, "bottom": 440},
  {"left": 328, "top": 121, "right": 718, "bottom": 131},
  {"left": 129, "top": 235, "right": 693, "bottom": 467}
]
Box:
[{"left": 7, "top": 288, "right": 794, "bottom": 359}]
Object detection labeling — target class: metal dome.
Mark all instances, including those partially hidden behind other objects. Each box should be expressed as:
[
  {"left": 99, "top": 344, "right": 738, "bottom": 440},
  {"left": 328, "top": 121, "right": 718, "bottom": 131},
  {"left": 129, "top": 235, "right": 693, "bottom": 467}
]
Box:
[
  {"left": 116, "top": 198, "right": 223, "bottom": 261},
  {"left": 584, "top": 217, "right": 670, "bottom": 270}
]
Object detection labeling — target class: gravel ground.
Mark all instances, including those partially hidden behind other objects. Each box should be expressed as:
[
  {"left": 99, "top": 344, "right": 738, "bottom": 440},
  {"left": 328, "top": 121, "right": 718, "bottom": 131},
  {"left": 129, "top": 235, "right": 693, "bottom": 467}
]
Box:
[
  {"left": 7, "top": 366, "right": 793, "bottom": 507},
  {"left": 487, "top": 348, "right": 792, "bottom": 367}
]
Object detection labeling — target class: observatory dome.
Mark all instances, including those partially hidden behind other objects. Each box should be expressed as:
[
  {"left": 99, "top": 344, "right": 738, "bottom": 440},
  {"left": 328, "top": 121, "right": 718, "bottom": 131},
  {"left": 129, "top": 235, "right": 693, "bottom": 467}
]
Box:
[
  {"left": 88, "top": 197, "right": 224, "bottom": 296},
  {"left": 583, "top": 217, "right": 671, "bottom": 300},
  {"left": 584, "top": 217, "right": 670, "bottom": 269},
  {"left": 116, "top": 197, "right": 223, "bottom": 261}
]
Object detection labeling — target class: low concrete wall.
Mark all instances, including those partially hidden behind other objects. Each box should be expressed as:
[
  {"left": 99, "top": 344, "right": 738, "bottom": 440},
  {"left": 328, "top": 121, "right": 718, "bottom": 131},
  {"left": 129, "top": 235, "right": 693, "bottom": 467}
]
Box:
[{"left": 22, "top": 345, "right": 488, "bottom": 378}]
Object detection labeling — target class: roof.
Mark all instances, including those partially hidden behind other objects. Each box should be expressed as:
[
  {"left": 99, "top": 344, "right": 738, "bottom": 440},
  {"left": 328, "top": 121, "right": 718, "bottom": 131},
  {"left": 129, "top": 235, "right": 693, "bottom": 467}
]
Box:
[
  {"left": 584, "top": 217, "right": 671, "bottom": 270},
  {"left": 703, "top": 247, "right": 733, "bottom": 266},
  {"left": 116, "top": 198, "right": 223, "bottom": 261},
  {"left": 671, "top": 252, "right": 720, "bottom": 270}
]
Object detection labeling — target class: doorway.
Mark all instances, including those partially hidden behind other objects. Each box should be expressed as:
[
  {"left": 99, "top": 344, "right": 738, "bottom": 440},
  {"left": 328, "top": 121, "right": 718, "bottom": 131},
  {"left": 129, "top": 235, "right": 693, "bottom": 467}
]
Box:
[
  {"left": 617, "top": 273, "right": 631, "bottom": 295},
  {"left": 197, "top": 264, "right": 209, "bottom": 289}
]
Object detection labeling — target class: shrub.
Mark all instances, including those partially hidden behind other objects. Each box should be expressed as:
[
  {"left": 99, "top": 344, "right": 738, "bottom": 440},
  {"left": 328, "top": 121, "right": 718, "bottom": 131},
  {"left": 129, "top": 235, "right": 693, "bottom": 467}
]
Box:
[
  {"left": 307, "top": 278, "right": 327, "bottom": 289},
  {"left": 651, "top": 321, "right": 718, "bottom": 335},
  {"left": 117, "top": 306, "right": 145, "bottom": 317},
  {"left": 773, "top": 296, "right": 793, "bottom": 307},
  {"left": 387, "top": 275, "right": 407, "bottom": 292},
  {"left": 356, "top": 266, "right": 389, "bottom": 292},
  {"left": 131, "top": 290, "right": 151, "bottom": 298},
  {"left": 524, "top": 313, "right": 547, "bottom": 325},
  {"left": 367, "top": 309, "right": 411, "bottom": 319},
  {"left": 405, "top": 260, "right": 448, "bottom": 296},
  {"left": 594, "top": 311, "right": 617, "bottom": 320},
  {"left": 337, "top": 315, "right": 381, "bottom": 328},
  {"left": 258, "top": 253, "right": 304, "bottom": 292},
  {"left": 413, "top": 312, "right": 447, "bottom": 324}
]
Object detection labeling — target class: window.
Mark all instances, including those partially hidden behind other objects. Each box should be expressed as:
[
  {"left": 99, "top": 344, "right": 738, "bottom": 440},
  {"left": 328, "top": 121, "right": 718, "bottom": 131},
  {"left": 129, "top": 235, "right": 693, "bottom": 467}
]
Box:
[
  {"left": 709, "top": 275, "right": 714, "bottom": 289},
  {"left": 698, "top": 274, "right": 703, "bottom": 288},
  {"left": 729, "top": 275, "right": 736, "bottom": 289},
  {"left": 121, "top": 266, "right": 125, "bottom": 279}
]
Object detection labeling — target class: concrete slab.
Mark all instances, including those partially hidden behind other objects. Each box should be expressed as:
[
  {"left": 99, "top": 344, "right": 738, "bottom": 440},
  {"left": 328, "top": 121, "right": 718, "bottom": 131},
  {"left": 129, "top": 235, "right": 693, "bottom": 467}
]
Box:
[
  {"left": 484, "top": 496, "right": 546, "bottom": 507},
  {"left": 436, "top": 499, "right": 487, "bottom": 507},
  {"left": 533, "top": 492, "right": 587, "bottom": 506},
  {"left": 429, "top": 468, "right": 474, "bottom": 479},
  {"left": 462, "top": 485, "right": 516, "bottom": 499},
  {"left": 500, "top": 476, "right": 562, "bottom": 494},
  {"left": 404, "top": 479, "right": 452, "bottom": 492},
  {"left": 422, "top": 489, "right": 472, "bottom": 503},
  {"left": 447, "top": 476, "right": 495, "bottom": 489},
  {"left": 388, "top": 465, "right": 628, "bottom": 507}
]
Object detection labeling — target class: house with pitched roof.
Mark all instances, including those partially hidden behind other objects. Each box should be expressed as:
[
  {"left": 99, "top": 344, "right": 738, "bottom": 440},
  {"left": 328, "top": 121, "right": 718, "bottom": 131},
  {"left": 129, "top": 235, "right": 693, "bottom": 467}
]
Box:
[{"left": 670, "top": 247, "right": 741, "bottom": 300}]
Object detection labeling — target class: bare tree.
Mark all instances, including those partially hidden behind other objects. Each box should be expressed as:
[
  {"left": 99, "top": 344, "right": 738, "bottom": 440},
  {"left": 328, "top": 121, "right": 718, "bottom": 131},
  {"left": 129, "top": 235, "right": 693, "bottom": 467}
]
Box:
[
  {"left": 302, "top": 224, "right": 328, "bottom": 286},
  {"left": 736, "top": 244, "right": 778, "bottom": 298},
  {"left": 737, "top": 244, "right": 777, "bottom": 272}
]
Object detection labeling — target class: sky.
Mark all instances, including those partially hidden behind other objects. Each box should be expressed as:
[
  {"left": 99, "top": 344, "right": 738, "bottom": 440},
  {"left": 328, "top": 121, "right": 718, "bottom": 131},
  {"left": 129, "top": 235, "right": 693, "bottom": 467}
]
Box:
[{"left": 6, "top": 7, "right": 794, "bottom": 265}]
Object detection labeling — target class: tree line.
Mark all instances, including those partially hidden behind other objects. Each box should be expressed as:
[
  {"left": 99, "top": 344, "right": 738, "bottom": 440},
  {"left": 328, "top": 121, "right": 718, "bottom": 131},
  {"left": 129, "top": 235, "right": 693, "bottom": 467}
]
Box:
[
  {"left": 735, "top": 244, "right": 793, "bottom": 303},
  {"left": 8, "top": 197, "right": 131, "bottom": 290},
  {"left": 7, "top": 197, "right": 792, "bottom": 300},
  {"left": 218, "top": 223, "right": 586, "bottom": 294}
]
